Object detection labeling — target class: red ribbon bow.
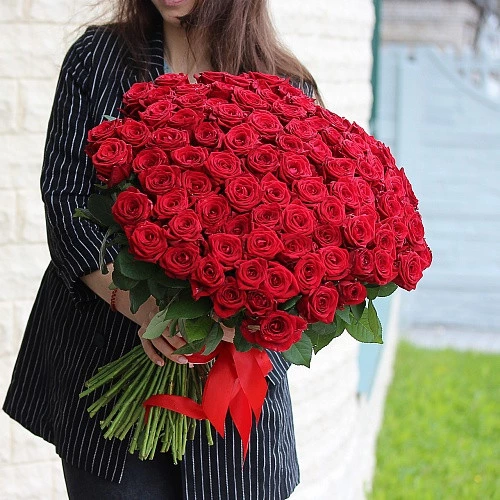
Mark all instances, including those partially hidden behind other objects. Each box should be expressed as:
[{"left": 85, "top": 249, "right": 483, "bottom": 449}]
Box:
[{"left": 143, "top": 342, "right": 273, "bottom": 459}]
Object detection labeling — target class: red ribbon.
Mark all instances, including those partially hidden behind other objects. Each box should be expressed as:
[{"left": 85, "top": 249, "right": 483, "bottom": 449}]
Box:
[{"left": 143, "top": 342, "right": 273, "bottom": 459}]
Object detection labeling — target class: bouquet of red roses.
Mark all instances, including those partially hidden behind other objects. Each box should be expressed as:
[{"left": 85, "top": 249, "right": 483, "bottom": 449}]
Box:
[{"left": 76, "top": 70, "right": 431, "bottom": 462}]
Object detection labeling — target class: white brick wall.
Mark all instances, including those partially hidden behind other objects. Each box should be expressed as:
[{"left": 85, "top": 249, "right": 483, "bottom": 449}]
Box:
[{"left": 0, "top": 1, "right": 388, "bottom": 498}]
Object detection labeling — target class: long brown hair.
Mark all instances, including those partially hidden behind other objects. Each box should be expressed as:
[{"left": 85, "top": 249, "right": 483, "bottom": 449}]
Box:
[{"left": 109, "top": 0, "right": 322, "bottom": 103}]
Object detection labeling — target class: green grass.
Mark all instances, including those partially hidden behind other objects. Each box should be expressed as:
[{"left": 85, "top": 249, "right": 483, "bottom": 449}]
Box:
[{"left": 369, "top": 341, "right": 500, "bottom": 500}]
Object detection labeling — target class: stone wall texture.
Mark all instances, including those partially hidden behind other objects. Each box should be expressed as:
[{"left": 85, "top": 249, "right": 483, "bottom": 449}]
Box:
[{"left": 0, "top": 1, "right": 388, "bottom": 499}]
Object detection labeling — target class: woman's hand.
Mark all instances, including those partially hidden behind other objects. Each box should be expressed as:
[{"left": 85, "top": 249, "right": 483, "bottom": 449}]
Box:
[{"left": 138, "top": 312, "right": 189, "bottom": 367}]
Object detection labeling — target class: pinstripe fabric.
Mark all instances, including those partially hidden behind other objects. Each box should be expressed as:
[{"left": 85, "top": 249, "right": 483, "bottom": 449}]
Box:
[{"left": 3, "top": 25, "right": 301, "bottom": 498}]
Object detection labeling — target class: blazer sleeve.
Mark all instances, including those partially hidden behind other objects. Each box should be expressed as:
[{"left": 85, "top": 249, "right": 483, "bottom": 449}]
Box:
[{"left": 41, "top": 29, "right": 119, "bottom": 303}]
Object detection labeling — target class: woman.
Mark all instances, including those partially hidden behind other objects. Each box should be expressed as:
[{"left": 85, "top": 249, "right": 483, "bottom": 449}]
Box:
[{"left": 3, "top": 0, "right": 320, "bottom": 498}]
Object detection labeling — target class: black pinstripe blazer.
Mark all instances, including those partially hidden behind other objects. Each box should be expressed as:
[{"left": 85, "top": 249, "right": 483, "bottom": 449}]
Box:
[{"left": 3, "top": 25, "right": 301, "bottom": 499}]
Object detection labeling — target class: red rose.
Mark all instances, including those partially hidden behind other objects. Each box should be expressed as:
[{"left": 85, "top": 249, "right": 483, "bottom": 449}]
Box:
[
  {"left": 374, "top": 223, "right": 397, "bottom": 258},
  {"left": 224, "top": 124, "right": 260, "bottom": 155},
  {"left": 232, "top": 87, "right": 269, "bottom": 112},
  {"left": 212, "top": 277, "right": 246, "bottom": 318},
  {"left": 386, "top": 217, "right": 409, "bottom": 248},
  {"left": 272, "top": 100, "right": 308, "bottom": 121},
  {"left": 398, "top": 168, "right": 419, "bottom": 207},
  {"left": 159, "top": 242, "right": 200, "bottom": 279},
  {"left": 261, "top": 173, "right": 292, "bottom": 206},
  {"left": 87, "top": 119, "right": 119, "bottom": 144},
  {"left": 417, "top": 243, "right": 432, "bottom": 270},
  {"left": 350, "top": 248, "right": 375, "bottom": 280},
  {"left": 353, "top": 177, "right": 376, "bottom": 205},
  {"left": 307, "top": 137, "right": 332, "bottom": 164},
  {"left": 138, "top": 165, "right": 182, "bottom": 196},
  {"left": 262, "top": 262, "right": 300, "bottom": 302},
  {"left": 338, "top": 281, "right": 367, "bottom": 307},
  {"left": 356, "top": 156, "right": 384, "bottom": 183},
  {"left": 245, "top": 229, "right": 284, "bottom": 259},
  {"left": 153, "top": 188, "right": 189, "bottom": 220},
  {"left": 129, "top": 222, "right": 168, "bottom": 263},
  {"left": 241, "top": 311, "right": 307, "bottom": 351},
  {"left": 323, "top": 158, "right": 357, "bottom": 180},
  {"left": 245, "top": 289, "right": 275, "bottom": 317},
  {"left": 305, "top": 116, "right": 331, "bottom": 132},
  {"left": 205, "top": 151, "right": 242, "bottom": 183},
  {"left": 294, "top": 253, "right": 326, "bottom": 293},
  {"left": 252, "top": 203, "right": 283, "bottom": 231},
  {"left": 174, "top": 92, "right": 207, "bottom": 109},
  {"left": 150, "top": 127, "right": 190, "bottom": 151},
  {"left": 208, "top": 233, "right": 243, "bottom": 270},
  {"left": 191, "top": 256, "right": 226, "bottom": 299},
  {"left": 247, "top": 111, "right": 283, "bottom": 139},
  {"left": 195, "top": 193, "right": 231, "bottom": 233},
  {"left": 341, "top": 136, "right": 367, "bottom": 159},
  {"left": 313, "top": 224, "right": 343, "bottom": 248},
  {"left": 282, "top": 203, "right": 316, "bottom": 236},
  {"left": 279, "top": 233, "right": 313, "bottom": 262},
  {"left": 297, "top": 285, "right": 339, "bottom": 323},
  {"left": 142, "top": 87, "right": 174, "bottom": 107},
  {"left": 276, "top": 133, "right": 307, "bottom": 154},
  {"left": 155, "top": 73, "right": 190, "bottom": 88},
  {"left": 321, "top": 127, "right": 343, "bottom": 148},
  {"left": 279, "top": 153, "right": 313, "bottom": 183},
  {"left": 171, "top": 146, "right": 208, "bottom": 171},
  {"left": 193, "top": 122, "right": 224, "bottom": 148},
  {"left": 91, "top": 138, "right": 132, "bottom": 186},
  {"left": 319, "top": 245, "right": 350, "bottom": 280},
  {"left": 212, "top": 102, "right": 247, "bottom": 128},
  {"left": 247, "top": 144, "right": 280, "bottom": 176},
  {"left": 139, "top": 101, "right": 174, "bottom": 128},
  {"left": 285, "top": 118, "right": 318, "bottom": 141},
  {"left": 316, "top": 196, "right": 346, "bottom": 226},
  {"left": 395, "top": 251, "right": 423, "bottom": 291},
  {"left": 248, "top": 72, "right": 287, "bottom": 88},
  {"left": 112, "top": 187, "right": 152, "bottom": 227},
  {"left": 166, "top": 209, "right": 202, "bottom": 242},
  {"left": 293, "top": 177, "right": 328, "bottom": 205},
  {"left": 175, "top": 83, "right": 210, "bottom": 95},
  {"left": 182, "top": 171, "right": 213, "bottom": 199},
  {"left": 343, "top": 215, "right": 376, "bottom": 247},
  {"left": 223, "top": 73, "right": 252, "bottom": 88},
  {"left": 122, "top": 82, "right": 155, "bottom": 115},
  {"left": 373, "top": 249, "right": 397, "bottom": 285},
  {"left": 132, "top": 148, "right": 169, "bottom": 173},
  {"left": 196, "top": 71, "right": 227, "bottom": 84},
  {"left": 225, "top": 174, "right": 263, "bottom": 212},
  {"left": 168, "top": 108, "right": 203, "bottom": 131},
  {"left": 377, "top": 192, "right": 403, "bottom": 219},
  {"left": 384, "top": 170, "right": 405, "bottom": 198},
  {"left": 330, "top": 177, "right": 361, "bottom": 209},
  {"left": 224, "top": 213, "right": 252, "bottom": 236},
  {"left": 406, "top": 213, "right": 425, "bottom": 245},
  {"left": 235, "top": 258, "right": 267, "bottom": 290}
]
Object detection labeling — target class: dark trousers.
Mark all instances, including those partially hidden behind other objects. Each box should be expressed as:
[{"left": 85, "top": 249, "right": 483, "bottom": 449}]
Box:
[{"left": 62, "top": 452, "right": 183, "bottom": 499}]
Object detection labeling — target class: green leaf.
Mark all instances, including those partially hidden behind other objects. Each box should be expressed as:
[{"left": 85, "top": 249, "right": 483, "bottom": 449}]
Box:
[
  {"left": 367, "top": 300, "right": 383, "bottom": 339},
  {"left": 114, "top": 249, "right": 157, "bottom": 281},
  {"left": 129, "top": 280, "right": 150, "bottom": 314},
  {"left": 183, "top": 316, "right": 214, "bottom": 343},
  {"left": 366, "top": 285, "right": 380, "bottom": 300},
  {"left": 335, "top": 317, "right": 347, "bottom": 336},
  {"left": 112, "top": 267, "right": 138, "bottom": 290},
  {"left": 87, "top": 194, "right": 115, "bottom": 227},
  {"left": 153, "top": 272, "right": 190, "bottom": 289},
  {"left": 278, "top": 295, "right": 302, "bottom": 311},
  {"left": 73, "top": 208, "right": 100, "bottom": 224},
  {"left": 377, "top": 282, "right": 398, "bottom": 298},
  {"left": 103, "top": 114, "right": 117, "bottom": 121},
  {"left": 346, "top": 308, "right": 383, "bottom": 344},
  {"left": 164, "top": 290, "right": 212, "bottom": 320},
  {"left": 282, "top": 333, "right": 313, "bottom": 367},
  {"left": 99, "top": 225, "right": 120, "bottom": 274},
  {"left": 305, "top": 320, "right": 344, "bottom": 354},
  {"left": 142, "top": 309, "right": 170, "bottom": 340},
  {"left": 351, "top": 301, "right": 366, "bottom": 321},
  {"left": 233, "top": 325, "right": 255, "bottom": 352},
  {"left": 173, "top": 339, "right": 206, "bottom": 356},
  {"left": 203, "top": 323, "right": 224, "bottom": 356},
  {"left": 147, "top": 278, "right": 169, "bottom": 302},
  {"left": 336, "top": 307, "right": 352, "bottom": 325}
]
